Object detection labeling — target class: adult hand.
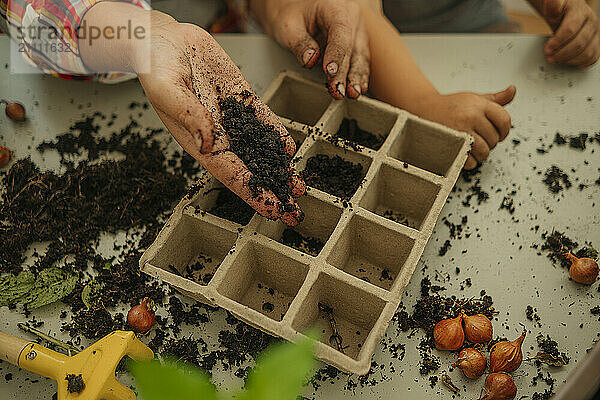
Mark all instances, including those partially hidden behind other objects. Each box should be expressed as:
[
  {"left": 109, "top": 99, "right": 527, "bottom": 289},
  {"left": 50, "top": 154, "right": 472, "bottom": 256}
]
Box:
[
  {"left": 250, "top": 0, "right": 370, "bottom": 99},
  {"left": 415, "top": 86, "right": 516, "bottom": 170},
  {"left": 81, "top": 6, "right": 306, "bottom": 225},
  {"left": 538, "top": 0, "right": 600, "bottom": 67}
]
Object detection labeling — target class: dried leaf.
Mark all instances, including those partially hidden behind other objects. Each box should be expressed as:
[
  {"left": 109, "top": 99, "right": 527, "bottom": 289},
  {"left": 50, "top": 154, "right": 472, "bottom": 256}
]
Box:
[
  {"left": 81, "top": 279, "right": 102, "bottom": 309},
  {"left": 441, "top": 374, "right": 459, "bottom": 393},
  {"left": 534, "top": 352, "right": 568, "bottom": 367},
  {"left": 0, "top": 268, "right": 78, "bottom": 309},
  {"left": 0, "top": 270, "right": 35, "bottom": 306}
]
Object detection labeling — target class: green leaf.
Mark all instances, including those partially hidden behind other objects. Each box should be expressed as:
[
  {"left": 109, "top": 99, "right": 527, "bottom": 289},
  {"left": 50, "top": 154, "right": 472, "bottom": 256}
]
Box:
[
  {"left": 0, "top": 270, "right": 35, "bottom": 306},
  {"left": 130, "top": 359, "right": 220, "bottom": 400},
  {"left": 0, "top": 267, "right": 78, "bottom": 309},
  {"left": 237, "top": 336, "right": 316, "bottom": 400},
  {"left": 81, "top": 278, "right": 102, "bottom": 309}
]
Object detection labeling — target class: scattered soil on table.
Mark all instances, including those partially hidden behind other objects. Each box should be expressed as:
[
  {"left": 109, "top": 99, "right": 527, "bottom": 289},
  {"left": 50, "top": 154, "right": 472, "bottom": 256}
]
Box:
[
  {"left": 438, "top": 215, "right": 469, "bottom": 256},
  {"left": 531, "top": 370, "right": 556, "bottom": 400},
  {"left": 542, "top": 166, "right": 572, "bottom": 193},
  {"left": 302, "top": 154, "right": 364, "bottom": 200},
  {"left": 163, "top": 336, "right": 207, "bottom": 367},
  {"left": 500, "top": 195, "right": 516, "bottom": 214},
  {"left": 0, "top": 118, "right": 187, "bottom": 276},
  {"left": 539, "top": 230, "right": 578, "bottom": 267},
  {"left": 459, "top": 165, "right": 489, "bottom": 207},
  {"left": 530, "top": 334, "right": 569, "bottom": 399},
  {"left": 526, "top": 305, "right": 541, "bottom": 327},
  {"left": 419, "top": 353, "right": 440, "bottom": 375},
  {"left": 280, "top": 227, "right": 325, "bottom": 256},
  {"left": 166, "top": 296, "right": 209, "bottom": 334},
  {"left": 553, "top": 132, "right": 595, "bottom": 151},
  {"left": 207, "top": 188, "right": 255, "bottom": 225},
  {"left": 220, "top": 94, "right": 293, "bottom": 213},
  {"left": 534, "top": 334, "right": 570, "bottom": 367},
  {"left": 395, "top": 278, "right": 497, "bottom": 350},
  {"left": 591, "top": 306, "right": 600, "bottom": 321},
  {"left": 335, "top": 118, "right": 384, "bottom": 150},
  {"left": 569, "top": 133, "right": 589, "bottom": 150},
  {"left": 554, "top": 132, "right": 567, "bottom": 145},
  {"left": 65, "top": 374, "right": 85, "bottom": 393}
]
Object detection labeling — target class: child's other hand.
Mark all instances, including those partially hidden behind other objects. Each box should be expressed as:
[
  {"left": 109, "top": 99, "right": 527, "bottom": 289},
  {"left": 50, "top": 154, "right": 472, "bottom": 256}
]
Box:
[
  {"left": 416, "top": 86, "right": 516, "bottom": 170},
  {"left": 542, "top": 0, "right": 600, "bottom": 68}
]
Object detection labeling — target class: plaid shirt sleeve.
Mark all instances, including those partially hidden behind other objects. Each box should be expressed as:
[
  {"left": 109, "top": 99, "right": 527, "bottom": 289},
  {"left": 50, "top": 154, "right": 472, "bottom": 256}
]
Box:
[{"left": 0, "top": 0, "right": 150, "bottom": 83}]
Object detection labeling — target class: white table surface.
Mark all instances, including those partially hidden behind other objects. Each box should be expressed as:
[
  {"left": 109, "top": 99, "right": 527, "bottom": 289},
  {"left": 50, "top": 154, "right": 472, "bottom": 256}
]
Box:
[{"left": 0, "top": 33, "right": 599, "bottom": 399}]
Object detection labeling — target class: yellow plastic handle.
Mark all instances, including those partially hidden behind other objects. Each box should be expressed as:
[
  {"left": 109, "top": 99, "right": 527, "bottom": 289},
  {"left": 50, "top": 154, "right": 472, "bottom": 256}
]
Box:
[
  {"left": 18, "top": 342, "right": 69, "bottom": 380},
  {"left": 0, "top": 330, "right": 32, "bottom": 366}
]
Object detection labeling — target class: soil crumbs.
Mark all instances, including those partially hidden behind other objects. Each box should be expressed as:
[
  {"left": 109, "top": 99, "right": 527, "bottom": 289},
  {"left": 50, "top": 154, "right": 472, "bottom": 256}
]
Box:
[
  {"left": 1, "top": 120, "right": 187, "bottom": 276},
  {"left": 220, "top": 94, "right": 293, "bottom": 213},
  {"left": 65, "top": 374, "right": 85, "bottom": 393},
  {"left": 542, "top": 166, "right": 571, "bottom": 193},
  {"left": 335, "top": 118, "right": 384, "bottom": 150},
  {"left": 280, "top": 228, "right": 325, "bottom": 256},
  {"left": 395, "top": 277, "right": 497, "bottom": 349},
  {"left": 207, "top": 187, "right": 255, "bottom": 225},
  {"left": 302, "top": 154, "right": 364, "bottom": 200}
]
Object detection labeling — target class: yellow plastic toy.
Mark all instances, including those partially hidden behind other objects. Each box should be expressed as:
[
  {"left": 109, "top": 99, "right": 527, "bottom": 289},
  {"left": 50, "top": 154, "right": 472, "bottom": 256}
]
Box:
[{"left": 0, "top": 330, "right": 154, "bottom": 400}]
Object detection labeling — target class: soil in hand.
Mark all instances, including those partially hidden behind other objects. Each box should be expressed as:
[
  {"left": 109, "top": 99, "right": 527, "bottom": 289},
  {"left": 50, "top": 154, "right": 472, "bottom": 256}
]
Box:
[{"left": 220, "top": 95, "right": 294, "bottom": 213}]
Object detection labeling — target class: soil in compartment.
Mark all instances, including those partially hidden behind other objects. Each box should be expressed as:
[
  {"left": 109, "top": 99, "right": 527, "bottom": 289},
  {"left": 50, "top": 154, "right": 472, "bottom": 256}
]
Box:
[
  {"left": 179, "top": 253, "right": 222, "bottom": 285},
  {"left": 279, "top": 227, "right": 325, "bottom": 257},
  {"left": 291, "top": 273, "right": 385, "bottom": 360},
  {"left": 327, "top": 214, "right": 414, "bottom": 291},
  {"left": 242, "top": 281, "right": 295, "bottom": 322},
  {"left": 150, "top": 215, "right": 236, "bottom": 284},
  {"left": 208, "top": 188, "right": 255, "bottom": 225},
  {"left": 380, "top": 210, "right": 418, "bottom": 229},
  {"left": 335, "top": 118, "right": 384, "bottom": 150},
  {"left": 353, "top": 263, "right": 396, "bottom": 289},
  {"left": 220, "top": 94, "right": 294, "bottom": 213},
  {"left": 216, "top": 242, "right": 308, "bottom": 322},
  {"left": 301, "top": 154, "right": 365, "bottom": 200}
]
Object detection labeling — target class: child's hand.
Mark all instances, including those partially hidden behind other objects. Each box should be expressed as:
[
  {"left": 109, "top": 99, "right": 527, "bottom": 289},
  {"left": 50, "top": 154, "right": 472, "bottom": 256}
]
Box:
[
  {"left": 416, "top": 86, "right": 516, "bottom": 170},
  {"left": 541, "top": 0, "right": 600, "bottom": 68},
  {"left": 250, "top": 0, "right": 370, "bottom": 99}
]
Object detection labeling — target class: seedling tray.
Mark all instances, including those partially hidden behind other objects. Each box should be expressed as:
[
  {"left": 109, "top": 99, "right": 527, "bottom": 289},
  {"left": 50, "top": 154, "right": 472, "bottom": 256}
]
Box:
[{"left": 140, "top": 72, "right": 472, "bottom": 375}]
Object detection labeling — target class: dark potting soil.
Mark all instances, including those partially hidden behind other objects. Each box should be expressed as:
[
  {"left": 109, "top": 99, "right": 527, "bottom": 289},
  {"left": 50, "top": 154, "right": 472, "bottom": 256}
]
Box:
[
  {"left": 531, "top": 370, "right": 556, "bottom": 400},
  {"left": 394, "top": 277, "right": 497, "bottom": 349},
  {"left": 418, "top": 354, "right": 440, "bottom": 375},
  {"left": 335, "top": 118, "right": 384, "bottom": 150},
  {"left": 381, "top": 210, "right": 416, "bottom": 229},
  {"left": 163, "top": 336, "right": 207, "bottom": 368},
  {"left": 535, "top": 334, "right": 570, "bottom": 367},
  {"left": 182, "top": 254, "right": 218, "bottom": 285},
  {"left": 63, "top": 307, "right": 125, "bottom": 340},
  {"left": 220, "top": 95, "right": 293, "bottom": 212},
  {"left": 167, "top": 296, "right": 210, "bottom": 334},
  {"left": 460, "top": 165, "right": 490, "bottom": 207},
  {"left": 280, "top": 227, "right": 325, "bottom": 256},
  {"left": 208, "top": 188, "right": 254, "bottom": 225},
  {"left": 526, "top": 305, "right": 541, "bottom": 327},
  {"left": 65, "top": 374, "right": 85, "bottom": 393},
  {"left": 540, "top": 230, "right": 578, "bottom": 268},
  {"left": 302, "top": 154, "right": 364, "bottom": 200},
  {"left": 0, "top": 119, "right": 187, "bottom": 275},
  {"left": 542, "top": 166, "right": 572, "bottom": 193}
]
